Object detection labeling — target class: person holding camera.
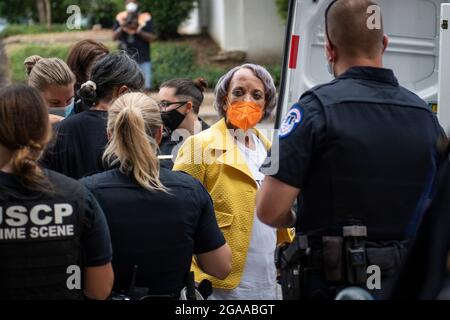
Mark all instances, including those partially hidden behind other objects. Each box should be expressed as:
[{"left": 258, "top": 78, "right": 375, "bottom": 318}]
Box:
[{"left": 113, "top": 0, "right": 156, "bottom": 91}]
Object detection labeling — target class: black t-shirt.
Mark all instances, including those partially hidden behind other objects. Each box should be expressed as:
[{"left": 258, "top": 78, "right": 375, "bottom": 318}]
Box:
[
  {"left": 113, "top": 14, "right": 154, "bottom": 63},
  {"left": 81, "top": 167, "right": 225, "bottom": 296},
  {"left": 40, "top": 110, "right": 108, "bottom": 180},
  {"left": 0, "top": 169, "right": 112, "bottom": 267}
]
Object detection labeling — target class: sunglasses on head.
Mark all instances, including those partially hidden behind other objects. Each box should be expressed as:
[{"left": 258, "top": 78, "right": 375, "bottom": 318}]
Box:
[{"left": 158, "top": 101, "right": 188, "bottom": 111}]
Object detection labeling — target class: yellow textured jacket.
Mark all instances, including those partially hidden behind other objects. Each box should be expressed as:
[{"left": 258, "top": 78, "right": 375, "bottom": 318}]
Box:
[{"left": 173, "top": 118, "right": 293, "bottom": 289}]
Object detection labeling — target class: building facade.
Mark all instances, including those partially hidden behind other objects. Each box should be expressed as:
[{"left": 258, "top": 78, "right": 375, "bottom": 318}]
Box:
[{"left": 181, "top": 0, "right": 286, "bottom": 63}]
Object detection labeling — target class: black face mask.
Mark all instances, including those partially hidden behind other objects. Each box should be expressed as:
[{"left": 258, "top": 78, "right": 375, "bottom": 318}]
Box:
[{"left": 161, "top": 108, "right": 186, "bottom": 132}]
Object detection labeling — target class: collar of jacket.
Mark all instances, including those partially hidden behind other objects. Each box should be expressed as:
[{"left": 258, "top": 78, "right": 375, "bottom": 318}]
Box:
[{"left": 207, "top": 118, "right": 271, "bottom": 183}]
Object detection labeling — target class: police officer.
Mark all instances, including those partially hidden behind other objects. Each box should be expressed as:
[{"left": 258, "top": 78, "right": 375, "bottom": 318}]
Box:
[
  {"left": 40, "top": 52, "right": 144, "bottom": 179},
  {"left": 256, "top": 0, "right": 445, "bottom": 299},
  {"left": 158, "top": 78, "right": 210, "bottom": 169},
  {"left": 81, "top": 92, "right": 231, "bottom": 299},
  {"left": 0, "top": 85, "right": 114, "bottom": 300}
]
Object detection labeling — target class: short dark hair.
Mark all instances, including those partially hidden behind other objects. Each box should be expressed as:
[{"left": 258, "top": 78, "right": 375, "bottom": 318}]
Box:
[
  {"left": 326, "top": 0, "right": 384, "bottom": 59},
  {"left": 160, "top": 78, "right": 208, "bottom": 114},
  {"left": 78, "top": 51, "right": 144, "bottom": 106}
]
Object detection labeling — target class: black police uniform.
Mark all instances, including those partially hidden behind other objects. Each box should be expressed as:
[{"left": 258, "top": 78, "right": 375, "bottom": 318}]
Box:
[
  {"left": 390, "top": 143, "right": 450, "bottom": 299},
  {"left": 0, "top": 169, "right": 112, "bottom": 300},
  {"left": 267, "top": 66, "right": 444, "bottom": 298},
  {"left": 159, "top": 118, "right": 210, "bottom": 170},
  {"left": 40, "top": 110, "right": 109, "bottom": 179},
  {"left": 81, "top": 167, "right": 225, "bottom": 298}
]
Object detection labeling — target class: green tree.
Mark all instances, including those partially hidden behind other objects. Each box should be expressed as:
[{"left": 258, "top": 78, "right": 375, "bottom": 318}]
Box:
[
  {"left": 1, "top": 0, "right": 51, "bottom": 28},
  {"left": 275, "top": 0, "right": 289, "bottom": 23},
  {"left": 0, "top": 0, "right": 35, "bottom": 23},
  {"left": 1, "top": 0, "right": 196, "bottom": 37},
  {"left": 60, "top": 0, "right": 197, "bottom": 37},
  {"left": 50, "top": 0, "right": 121, "bottom": 27},
  {"left": 139, "top": 0, "right": 196, "bottom": 39}
]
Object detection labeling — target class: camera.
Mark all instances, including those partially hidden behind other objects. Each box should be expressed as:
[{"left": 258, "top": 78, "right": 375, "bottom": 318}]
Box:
[{"left": 125, "top": 10, "right": 139, "bottom": 30}]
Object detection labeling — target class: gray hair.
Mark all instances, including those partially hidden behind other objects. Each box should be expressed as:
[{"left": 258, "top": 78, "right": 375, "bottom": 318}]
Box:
[{"left": 214, "top": 63, "right": 277, "bottom": 120}]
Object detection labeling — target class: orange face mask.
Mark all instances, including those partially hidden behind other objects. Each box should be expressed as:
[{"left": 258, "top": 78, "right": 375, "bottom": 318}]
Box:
[{"left": 226, "top": 101, "right": 263, "bottom": 131}]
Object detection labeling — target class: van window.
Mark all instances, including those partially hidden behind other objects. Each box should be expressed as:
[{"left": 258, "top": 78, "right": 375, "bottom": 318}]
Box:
[{"left": 276, "top": 0, "right": 448, "bottom": 129}]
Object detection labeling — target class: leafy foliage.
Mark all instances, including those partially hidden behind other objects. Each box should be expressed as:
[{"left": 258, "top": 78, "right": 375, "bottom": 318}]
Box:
[
  {"left": 0, "top": 0, "right": 197, "bottom": 38},
  {"left": 0, "top": 24, "right": 86, "bottom": 38},
  {"left": 139, "top": 0, "right": 197, "bottom": 39},
  {"left": 275, "top": 0, "right": 289, "bottom": 23}
]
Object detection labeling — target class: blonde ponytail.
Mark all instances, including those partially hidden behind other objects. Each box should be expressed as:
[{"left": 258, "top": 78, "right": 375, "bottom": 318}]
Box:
[{"left": 103, "top": 93, "right": 168, "bottom": 193}]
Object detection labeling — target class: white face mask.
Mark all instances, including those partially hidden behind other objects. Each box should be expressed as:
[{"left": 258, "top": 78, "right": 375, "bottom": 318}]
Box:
[{"left": 126, "top": 2, "right": 138, "bottom": 12}]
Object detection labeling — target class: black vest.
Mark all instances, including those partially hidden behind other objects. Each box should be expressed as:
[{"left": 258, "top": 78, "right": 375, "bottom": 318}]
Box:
[
  {"left": 0, "top": 170, "right": 85, "bottom": 300},
  {"left": 297, "top": 67, "right": 441, "bottom": 241}
]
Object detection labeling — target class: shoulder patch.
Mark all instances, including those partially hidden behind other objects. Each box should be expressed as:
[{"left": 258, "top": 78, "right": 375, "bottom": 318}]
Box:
[{"left": 279, "top": 104, "right": 303, "bottom": 138}]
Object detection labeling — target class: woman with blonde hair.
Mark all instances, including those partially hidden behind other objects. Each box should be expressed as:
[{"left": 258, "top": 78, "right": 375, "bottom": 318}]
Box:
[
  {"left": 24, "top": 55, "right": 76, "bottom": 124},
  {"left": 41, "top": 52, "right": 143, "bottom": 179},
  {"left": 81, "top": 92, "right": 231, "bottom": 299}
]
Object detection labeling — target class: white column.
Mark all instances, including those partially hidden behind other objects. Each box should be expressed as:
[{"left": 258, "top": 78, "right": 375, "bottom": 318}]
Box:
[
  {"left": 242, "top": 0, "right": 285, "bottom": 62},
  {"left": 222, "top": 0, "right": 246, "bottom": 51},
  {"left": 208, "top": 0, "right": 226, "bottom": 48}
]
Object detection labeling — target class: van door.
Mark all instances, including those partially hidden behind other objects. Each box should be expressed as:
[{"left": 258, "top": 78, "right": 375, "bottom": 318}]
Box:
[
  {"left": 276, "top": 0, "right": 449, "bottom": 129},
  {"left": 438, "top": 3, "right": 450, "bottom": 131}
]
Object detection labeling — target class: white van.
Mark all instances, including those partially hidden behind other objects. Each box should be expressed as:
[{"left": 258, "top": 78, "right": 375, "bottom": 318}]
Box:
[{"left": 276, "top": 0, "right": 450, "bottom": 132}]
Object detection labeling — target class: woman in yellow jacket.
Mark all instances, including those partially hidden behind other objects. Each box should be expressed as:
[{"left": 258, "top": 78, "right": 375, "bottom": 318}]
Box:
[{"left": 173, "top": 64, "right": 293, "bottom": 300}]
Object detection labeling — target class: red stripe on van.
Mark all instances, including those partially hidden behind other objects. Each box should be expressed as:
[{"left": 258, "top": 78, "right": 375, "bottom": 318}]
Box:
[{"left": 289, "top": 35, "right": 300, "bottom": 69}]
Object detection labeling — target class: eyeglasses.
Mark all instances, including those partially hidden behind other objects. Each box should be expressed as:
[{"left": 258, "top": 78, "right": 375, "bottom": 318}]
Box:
[{"left": 158, "top": 101, "right": 188, "bottom": 111}]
